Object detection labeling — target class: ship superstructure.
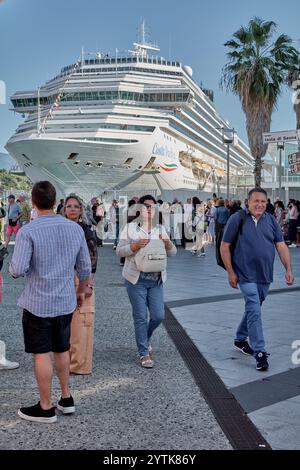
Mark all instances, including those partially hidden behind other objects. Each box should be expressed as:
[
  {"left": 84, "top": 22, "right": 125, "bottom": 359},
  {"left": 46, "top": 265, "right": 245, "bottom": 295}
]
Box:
[{"left": 6, "top": 22, "right": 253, "bottom": 200}]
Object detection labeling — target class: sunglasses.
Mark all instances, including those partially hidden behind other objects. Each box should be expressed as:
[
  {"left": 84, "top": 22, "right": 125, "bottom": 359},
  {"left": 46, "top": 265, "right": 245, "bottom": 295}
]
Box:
[
  {"left": 65, "top": 204, "right": 81, "bottom": 209},
  {"left": 143, "top": 204, "right": 156, "bottom": 209}
]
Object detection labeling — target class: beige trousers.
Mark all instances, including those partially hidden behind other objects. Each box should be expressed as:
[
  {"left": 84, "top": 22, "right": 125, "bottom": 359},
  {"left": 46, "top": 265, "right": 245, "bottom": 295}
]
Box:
[{"left": 70, "top": 281, "right": 95, "bottom": 374}]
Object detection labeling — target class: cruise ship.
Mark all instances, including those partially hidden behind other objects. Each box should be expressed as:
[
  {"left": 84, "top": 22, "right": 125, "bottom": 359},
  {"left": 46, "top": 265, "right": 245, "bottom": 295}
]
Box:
[{"left": 6, "top": 22, "right": 253, "bottom": 201}]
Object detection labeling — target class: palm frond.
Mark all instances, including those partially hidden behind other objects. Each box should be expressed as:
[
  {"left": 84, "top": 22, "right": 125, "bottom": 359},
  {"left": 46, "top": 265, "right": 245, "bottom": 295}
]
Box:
[{"left": 221, "top": 17, "right": 299, "bottom": 186}]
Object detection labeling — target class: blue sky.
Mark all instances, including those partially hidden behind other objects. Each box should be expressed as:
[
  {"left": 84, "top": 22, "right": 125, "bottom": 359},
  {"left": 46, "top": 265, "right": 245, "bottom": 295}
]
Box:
[{"left": 0, "top": 0, "right": 299, "bottom": 153}]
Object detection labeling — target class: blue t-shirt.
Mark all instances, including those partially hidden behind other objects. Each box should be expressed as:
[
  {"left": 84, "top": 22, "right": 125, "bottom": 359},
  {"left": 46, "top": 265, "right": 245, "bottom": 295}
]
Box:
[
  {"left": 222, "top": 210, "right": 283, "bottom": 284},
  {"left": 8, "top": 203, "right": 21, "bottom": 220}
]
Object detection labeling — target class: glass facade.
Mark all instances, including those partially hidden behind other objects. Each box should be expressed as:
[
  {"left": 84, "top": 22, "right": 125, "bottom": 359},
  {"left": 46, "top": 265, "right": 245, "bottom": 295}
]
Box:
[
  {"left": 61, "top": 57, "right": 180, "bottom": 73},
  {"left": 51, "top": 67, "right": 183, "bottom": 82},
  {"left": 12, "top": 90, "right": 190, "bottom": 108}
]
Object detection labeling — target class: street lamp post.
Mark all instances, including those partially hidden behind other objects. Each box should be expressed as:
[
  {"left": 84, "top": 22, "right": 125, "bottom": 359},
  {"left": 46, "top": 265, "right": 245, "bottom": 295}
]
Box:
[
  {"left": 222, "top": 127, "right": 235, "bottom": 199},
  {"left": 277, "top": 141, "right": 284, "bottom": 202}
]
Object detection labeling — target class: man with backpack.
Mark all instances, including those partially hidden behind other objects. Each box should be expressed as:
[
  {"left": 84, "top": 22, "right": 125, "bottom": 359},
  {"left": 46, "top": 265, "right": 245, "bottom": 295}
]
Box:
[{"left": 220, "top": 188, "right": 294, "bottom": 372}]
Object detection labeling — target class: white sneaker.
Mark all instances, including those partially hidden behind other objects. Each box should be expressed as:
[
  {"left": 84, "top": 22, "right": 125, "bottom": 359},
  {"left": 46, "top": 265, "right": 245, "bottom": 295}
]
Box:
[
  {"left": 0, "top": 358, "right": 19, "bottom": 370},
  {"left": 289, "top": 243, "right": 297, "bottom": 248},
  {"left": 197, "top": 252, "right": 206, "bottom": 257}
]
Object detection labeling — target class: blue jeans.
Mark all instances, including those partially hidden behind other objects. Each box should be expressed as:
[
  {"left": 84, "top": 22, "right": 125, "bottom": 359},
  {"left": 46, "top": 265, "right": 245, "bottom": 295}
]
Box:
[
  {"left": 125, "top": 277, "right": 165, "bottom": 357},
  {"left": 114, "top": 224, "right": 119, "bottom": 247},
  {"left": 236, "top": 282, "right": 270, "bottom": 353}
]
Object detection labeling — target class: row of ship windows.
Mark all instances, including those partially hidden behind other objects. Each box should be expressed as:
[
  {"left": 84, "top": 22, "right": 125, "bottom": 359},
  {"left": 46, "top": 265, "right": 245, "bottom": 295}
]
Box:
[
  {"left": 63, "top": 137, "right": 139, "bottom": 143},
  {"left": 62, "top": 57, "right": 181, "bottom": 73},
  {"left": 192, "top": 98, "right": 249, "bottom": 154},
  {"left": 53, "top": 67, "right": 183, "bottom": 81},
  {"left": 25, "top": 111, "right": 165, "bottom": 125},
  {"left": 183, "top": 179, "right": 198, "bottom": 186},
  {"left": 177, "top": 113, "right": 246, "bottom": 164},
  {"left": 12, "top": 91, "right": 190, "bottom": 108},
  {"left": 62, "top": 91, "right": 190, "bottom": 103},
  {"left": 67, "top": 155, "right": 138, "bottom": 168},
  {"left": 193, "top": 98, "right": 217, "bottom": 123},
  {"left": 16, "top": 124, "right": 154, "bottom": 134},
  {"left": 170, "top": 121, "right": 229, "bottom": 166},
  {"left": 179, "top": 107, "right": 220, "bottom": 141},
  {"left": 177, "top": 113, "right": 228, "bottom": 153}
]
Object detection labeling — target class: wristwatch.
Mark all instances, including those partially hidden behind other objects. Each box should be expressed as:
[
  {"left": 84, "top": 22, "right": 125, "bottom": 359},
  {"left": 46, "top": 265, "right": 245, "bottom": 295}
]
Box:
[{"left": 86, "top": 284, "right": 94, "bottom": 290}]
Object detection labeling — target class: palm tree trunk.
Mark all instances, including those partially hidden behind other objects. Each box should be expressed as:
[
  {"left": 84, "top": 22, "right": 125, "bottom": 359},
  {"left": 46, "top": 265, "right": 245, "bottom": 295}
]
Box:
[
  {"left": 244, "top": 101, "right": 272, "bottom": 188},
  {"left": 254, "top": 157, "right": 263, "bottom": 187},
  {"left": 294, "top": 102, "right": 300, "bottom": 130}
]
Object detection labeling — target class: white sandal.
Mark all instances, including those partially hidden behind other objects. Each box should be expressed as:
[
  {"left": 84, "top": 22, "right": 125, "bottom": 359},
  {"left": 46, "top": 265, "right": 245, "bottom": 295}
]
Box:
[{"left": 140, "top": 355, "right": 154, "bottom": 368}]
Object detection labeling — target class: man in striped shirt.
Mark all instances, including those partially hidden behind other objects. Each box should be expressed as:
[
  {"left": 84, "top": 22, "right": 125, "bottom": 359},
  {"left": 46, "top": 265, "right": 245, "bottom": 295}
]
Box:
[{"left": 10, "top": 181, "right": 92, "bottom": 423}]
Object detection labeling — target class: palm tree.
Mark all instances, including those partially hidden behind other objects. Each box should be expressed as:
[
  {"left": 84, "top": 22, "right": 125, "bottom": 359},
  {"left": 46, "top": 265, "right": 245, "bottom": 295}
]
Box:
[
  {"left": 287, "top": 67, "right": 300, "bottom": 131},
  {"left": 221, "top": 17, "right": 299, "bottom": 187}
]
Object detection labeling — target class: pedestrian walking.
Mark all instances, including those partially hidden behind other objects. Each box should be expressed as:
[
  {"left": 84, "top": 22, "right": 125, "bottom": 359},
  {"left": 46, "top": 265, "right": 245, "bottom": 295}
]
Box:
[
  {"left": 5, "top": 194, "right": 21, "bottom": 251},
  {"left": 220, "top": 188, "right": 294, "bottom": 371},
  {"left": 287, "top": 199, "right": 299, "bottom": 248},
  {"left": 116, "top": 195, "right": 176, "bottom": 368}
]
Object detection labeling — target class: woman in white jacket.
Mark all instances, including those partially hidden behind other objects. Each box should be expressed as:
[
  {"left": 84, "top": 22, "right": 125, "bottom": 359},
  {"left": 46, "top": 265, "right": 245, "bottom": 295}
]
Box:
[{"left": 116, "top": 195, "right": 177, "bottom": 368}]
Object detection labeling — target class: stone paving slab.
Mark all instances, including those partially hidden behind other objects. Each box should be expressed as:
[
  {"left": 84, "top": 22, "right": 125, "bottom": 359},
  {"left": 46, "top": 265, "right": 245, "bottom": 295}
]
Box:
[
  {"left": 165, "top": 245, "right": 300, "bottom": 450},
  {"left": 0, "top": 248, "right": 231, "bottom": 450},
  {"left": 248, "top": 397, "right": 300, "bottom": 450}
]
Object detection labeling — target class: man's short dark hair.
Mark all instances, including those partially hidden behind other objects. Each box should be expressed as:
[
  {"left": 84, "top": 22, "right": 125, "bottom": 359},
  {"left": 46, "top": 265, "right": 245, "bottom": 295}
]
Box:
[
  {"left": 248, "top": 188, "right": 268, "bottom": 199},
  {"left": 31, "top": 181, "right": 56, "bottom": 210}
]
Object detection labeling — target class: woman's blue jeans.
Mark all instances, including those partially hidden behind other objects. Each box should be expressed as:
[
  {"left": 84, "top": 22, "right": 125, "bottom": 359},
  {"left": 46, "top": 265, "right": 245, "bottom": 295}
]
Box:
[{"left": 125, "top": 277, "right": 165, "bottom": 357}]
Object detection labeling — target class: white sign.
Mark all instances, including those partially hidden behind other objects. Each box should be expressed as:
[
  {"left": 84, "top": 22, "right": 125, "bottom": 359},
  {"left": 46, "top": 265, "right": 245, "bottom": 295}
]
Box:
[{"left": 262, "top": 130, "right": 298, "bottom": 144}]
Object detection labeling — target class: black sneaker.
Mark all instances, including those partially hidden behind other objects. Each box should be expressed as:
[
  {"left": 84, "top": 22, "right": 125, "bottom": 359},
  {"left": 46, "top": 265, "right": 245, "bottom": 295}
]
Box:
[
  {"left": 57, "top": 395, "right": 75, "bottom": 414},
  {"left": 255, "top": 352, "right": 269, "bottom": 371},
  {"left": 234, "top": 340, "right": 254, "bottom": 356},
  {"left": 18, "top": 402, "right": 57, "bottom": 423}
]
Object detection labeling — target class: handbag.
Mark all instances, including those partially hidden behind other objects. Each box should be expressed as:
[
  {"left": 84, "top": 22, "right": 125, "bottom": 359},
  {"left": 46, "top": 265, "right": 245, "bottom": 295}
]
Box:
[
  {"left": 104, "top": 222, "right": 109, "bottom": 232},
  {"left": 134, "top": 239, "right": 167, "bottom": 272}
]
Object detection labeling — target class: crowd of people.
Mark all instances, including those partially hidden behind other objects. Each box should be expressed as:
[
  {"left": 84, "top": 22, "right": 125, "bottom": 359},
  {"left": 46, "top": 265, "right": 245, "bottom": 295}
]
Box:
[{"left": 0, "top": 183, "right": 298, "bottom": 423}]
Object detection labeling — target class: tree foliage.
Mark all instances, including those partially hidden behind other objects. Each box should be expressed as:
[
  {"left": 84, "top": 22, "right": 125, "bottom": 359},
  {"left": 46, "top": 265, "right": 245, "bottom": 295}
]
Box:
[{"left": 221, "top": 17, "right": 300, "bottom": 187}]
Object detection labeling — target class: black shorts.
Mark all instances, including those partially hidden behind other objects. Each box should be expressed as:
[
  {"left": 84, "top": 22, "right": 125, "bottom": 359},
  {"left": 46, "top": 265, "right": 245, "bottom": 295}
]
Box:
[{"left": 22, "top": 309, "right": 73, "bottom": 353}]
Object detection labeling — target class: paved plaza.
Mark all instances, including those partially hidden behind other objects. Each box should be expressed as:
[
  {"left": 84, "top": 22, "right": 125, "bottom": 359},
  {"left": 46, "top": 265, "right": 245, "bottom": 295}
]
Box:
[
  {"left": 0, "top": 244, "right": 299, "bottom": 450},
  {"left": 165, "top": 245, "right": 300, "bottom": 450}
]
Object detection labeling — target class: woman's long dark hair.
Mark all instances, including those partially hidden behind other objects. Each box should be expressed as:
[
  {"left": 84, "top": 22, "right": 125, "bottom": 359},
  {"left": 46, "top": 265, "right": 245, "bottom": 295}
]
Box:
[{"left": 192, "top": 196, "right": 201, "bottom": 208}]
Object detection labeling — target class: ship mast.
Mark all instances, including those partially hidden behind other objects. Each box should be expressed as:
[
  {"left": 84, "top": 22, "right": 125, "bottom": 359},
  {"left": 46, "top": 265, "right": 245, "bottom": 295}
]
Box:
[{"left": 133, "top": 19, "right": 160, "bottom": 58}]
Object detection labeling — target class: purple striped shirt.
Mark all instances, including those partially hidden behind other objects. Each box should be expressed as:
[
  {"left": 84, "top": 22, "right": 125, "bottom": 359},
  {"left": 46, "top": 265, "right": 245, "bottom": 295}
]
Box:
[{"left": 9, "top": 215, "right": 91, "bottom": 317}]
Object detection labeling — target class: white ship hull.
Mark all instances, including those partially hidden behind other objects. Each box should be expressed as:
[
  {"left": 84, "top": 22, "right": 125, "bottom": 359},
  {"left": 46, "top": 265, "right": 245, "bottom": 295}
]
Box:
[{"left": 6, "top": 128, "right": 223, "bottom": 201}]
